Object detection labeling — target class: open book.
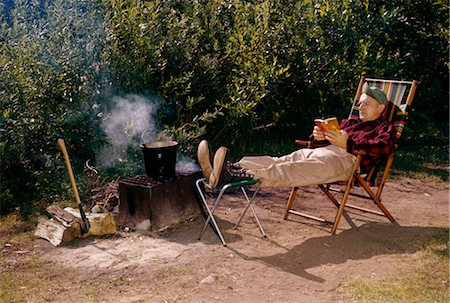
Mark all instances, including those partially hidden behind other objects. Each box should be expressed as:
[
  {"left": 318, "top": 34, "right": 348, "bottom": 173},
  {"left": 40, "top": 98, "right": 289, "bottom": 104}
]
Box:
[{"left": 314, "top": 117, "right": 340, "bottom": 133}]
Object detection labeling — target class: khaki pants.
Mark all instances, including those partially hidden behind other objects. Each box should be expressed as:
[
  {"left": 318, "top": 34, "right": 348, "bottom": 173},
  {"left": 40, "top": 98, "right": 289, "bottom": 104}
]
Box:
[{"left": 238, "top": 145, "right": 356, "bottom": 187}]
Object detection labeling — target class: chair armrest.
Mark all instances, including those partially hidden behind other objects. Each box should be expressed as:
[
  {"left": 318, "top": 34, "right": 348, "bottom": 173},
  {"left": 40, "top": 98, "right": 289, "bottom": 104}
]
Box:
[
  {"left": 350, "top": 150, "right": 368, "bottom": 156},
  {"left": 349, "top": 150, "right": 393, "bottom": 158},
  {"left": 295, "top": 139, "right": 330, "bottom": 149},
  {"left": 294, "top": 140, "right": 311, "bottom": 147}
]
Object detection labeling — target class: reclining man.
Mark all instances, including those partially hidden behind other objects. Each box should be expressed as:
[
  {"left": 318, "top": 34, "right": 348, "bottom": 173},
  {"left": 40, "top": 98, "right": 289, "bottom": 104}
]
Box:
[{"left": 198, "top": 83, "right": 396, "bottom": 188}]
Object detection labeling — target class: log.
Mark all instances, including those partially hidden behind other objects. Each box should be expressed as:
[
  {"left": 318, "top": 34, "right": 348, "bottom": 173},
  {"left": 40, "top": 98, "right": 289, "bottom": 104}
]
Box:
[
  {"left": 34, "top": 217, "right": 79, "bottom": 246},
  {"left": 34, "top": 205, "right": 117, "bottom": 246},
  {"left": 64, "top": 207, "right": 117, "bottom": 237},
  {"left": 46, "top": 204, "right": 81, "bottom": 228}
]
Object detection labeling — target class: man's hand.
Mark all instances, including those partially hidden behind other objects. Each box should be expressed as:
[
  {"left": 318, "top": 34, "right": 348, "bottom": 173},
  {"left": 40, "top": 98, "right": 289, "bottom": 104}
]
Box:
[
  {"left": 325, "top": 129, "right": 348, "bottom": 149},
  {"left": 312, "top": 126, "right": 326, "bottom": 141}
]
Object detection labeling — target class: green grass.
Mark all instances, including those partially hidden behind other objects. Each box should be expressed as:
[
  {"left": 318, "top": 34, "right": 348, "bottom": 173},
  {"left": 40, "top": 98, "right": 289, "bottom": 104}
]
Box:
[
  {"left": 0, "top": 254, "right": 67, "bottom": 303},
  {"left": 0, "top": 214, "right": 57, "bottom": 303},
  {"left": 391, "top": 145, "right": 449, "bottom": 183},
  {"left": 346, "top": 228, "right": 450, "bottom": 303},
  {"left": 0, "top": 213, "right": 36, "bottom": 247}
]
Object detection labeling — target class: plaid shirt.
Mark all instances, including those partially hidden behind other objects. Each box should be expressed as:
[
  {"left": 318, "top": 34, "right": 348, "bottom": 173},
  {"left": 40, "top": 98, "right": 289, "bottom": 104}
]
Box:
[{"left": 340, "top": 117, "right": 395, "bottom": 173}]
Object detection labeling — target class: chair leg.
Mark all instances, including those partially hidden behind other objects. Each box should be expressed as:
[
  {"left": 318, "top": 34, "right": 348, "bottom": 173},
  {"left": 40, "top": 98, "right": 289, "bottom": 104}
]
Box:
[
  {"left": 329, "top": 156, "right": 365, "bottom": 234},
  {"left": 355, "top": 175, "right": 395, "bottom": 222},
  {"left": 284, "top": 187, "right": 298, "bottom": 220},
  {"left": 234, "top": 183, "right": 266, "bottom": 237},
  {"left": 318, "top": 184, "right": 341, "bottom": 208},
  {"left": 196, "top": 179, "right": 267, "bottom": 246},
  {"left": 196, "top": 179, "right": 230, "bottom": 246},
  {"left": 375, "top": 155, "right": 394, "bottom": 200},
  {"left": 285, "top": 186, "right": 329, "bottom": 223},
  {"left": 330, "top": 178, "right": 354, "bottom": 235}
]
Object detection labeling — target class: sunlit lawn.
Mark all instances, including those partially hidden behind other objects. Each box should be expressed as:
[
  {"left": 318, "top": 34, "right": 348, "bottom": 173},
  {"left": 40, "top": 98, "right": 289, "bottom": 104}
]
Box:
[{"left": 345, "top": 229, "right": 449, "bottom": 303}]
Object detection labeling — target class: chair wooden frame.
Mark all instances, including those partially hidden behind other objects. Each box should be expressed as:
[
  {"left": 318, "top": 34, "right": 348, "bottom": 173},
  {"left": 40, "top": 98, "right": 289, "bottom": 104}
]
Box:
[{"left": 284, "top": 76, "right": 418, "bottom": 234}]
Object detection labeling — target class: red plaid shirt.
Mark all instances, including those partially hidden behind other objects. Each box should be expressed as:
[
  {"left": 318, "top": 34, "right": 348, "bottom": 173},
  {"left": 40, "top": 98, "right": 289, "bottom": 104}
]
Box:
[{"left": 340, "top": 117, "right": 396, "bottom": 173}]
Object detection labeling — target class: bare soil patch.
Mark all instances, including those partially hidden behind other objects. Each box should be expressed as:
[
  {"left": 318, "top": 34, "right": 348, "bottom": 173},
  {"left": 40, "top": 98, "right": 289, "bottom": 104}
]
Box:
[{"left": 2, "top": 176, "right": 448, "bottom": 302}]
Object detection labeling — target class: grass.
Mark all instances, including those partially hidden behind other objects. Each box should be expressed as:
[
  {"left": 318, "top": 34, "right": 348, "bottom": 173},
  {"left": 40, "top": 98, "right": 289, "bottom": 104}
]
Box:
[
  {"left": 391, "top": 145, "right": 449, "bottom": 184},
  {"left": 0, "top": 213, "right": 36, "bottom": 247},
  {"left": 0, "top": 214, "right": 59, "bottom": 303},
  {"left": 0, "top": 256, "right": 64, "bottom": 303},
  {"left": 346, "top": 228, "right": 450, "bottom": 303}
]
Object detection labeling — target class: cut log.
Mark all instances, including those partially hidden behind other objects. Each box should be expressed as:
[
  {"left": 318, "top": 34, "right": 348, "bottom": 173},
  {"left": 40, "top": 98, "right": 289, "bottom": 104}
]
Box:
[
  {"left": 34, "top": 217, "right": 79, "bottom": 246},
  {"left": 35, "top": 205, "right": 117, "bottom": 246},
  {"left": 64, "top": 207, "right": 117, "bottom": 237},
  {"left": 46, "top": 204, "right": 81, "bottom": 228}
]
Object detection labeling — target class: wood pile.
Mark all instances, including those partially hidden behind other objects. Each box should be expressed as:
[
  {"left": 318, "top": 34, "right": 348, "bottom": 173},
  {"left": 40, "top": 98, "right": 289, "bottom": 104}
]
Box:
[
  {"left": 86, "top": 178, "right": 120, "bottom": 213},
  {"left": 35, "top": 205, "right": 117, "bottom": 246}
]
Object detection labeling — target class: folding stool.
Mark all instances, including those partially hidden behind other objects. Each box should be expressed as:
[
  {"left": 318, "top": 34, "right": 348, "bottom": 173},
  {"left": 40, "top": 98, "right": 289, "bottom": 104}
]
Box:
[{"left": 195, "top": 178, "right": 266, "bottom": 246}]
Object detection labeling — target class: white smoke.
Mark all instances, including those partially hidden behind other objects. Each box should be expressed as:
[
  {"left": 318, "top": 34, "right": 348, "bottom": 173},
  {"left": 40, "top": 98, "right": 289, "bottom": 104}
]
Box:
[
  {"left": 176, "top": 154, "right": 200, "bottom": 174},
  {"left": 97, "top": 94, "right": 160, "bottom": 167},
  {"left": 96, "top": 93, "right": 200, "bottom": 174}
]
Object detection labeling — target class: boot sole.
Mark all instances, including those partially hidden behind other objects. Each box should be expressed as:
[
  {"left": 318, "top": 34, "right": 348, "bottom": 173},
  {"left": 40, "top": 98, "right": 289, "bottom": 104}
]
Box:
[
  {"left": 209, "top": 146, "right": 229, "bottom": 188},
  {"left": 197, "top": 140, "right": 213, "bottom": 179}
]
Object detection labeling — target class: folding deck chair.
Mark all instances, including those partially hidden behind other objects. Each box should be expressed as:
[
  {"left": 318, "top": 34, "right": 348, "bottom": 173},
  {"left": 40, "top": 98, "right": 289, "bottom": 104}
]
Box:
[
  {"left": 196, "top": 177, "right": 266, "bottom": 246},
  {"left": 284, "top": 76, "right": 418, "bottom": 234}
]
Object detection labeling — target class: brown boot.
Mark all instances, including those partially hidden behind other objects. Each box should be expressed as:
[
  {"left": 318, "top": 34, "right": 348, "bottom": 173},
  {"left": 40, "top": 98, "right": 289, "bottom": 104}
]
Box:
[
  {"left": 208, "top": 146, "right": 230, "bottom": 188},
  {"left": 197, "top": 140, "right": 213, "bottom": 179}
]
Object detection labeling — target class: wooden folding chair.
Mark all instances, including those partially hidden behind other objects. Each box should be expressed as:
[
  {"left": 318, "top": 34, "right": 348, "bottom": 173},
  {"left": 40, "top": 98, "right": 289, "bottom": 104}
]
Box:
[
  {"left": 196, "top": 178, "right": 266, "bottom": 246},
  {"left": 284, "top": 76, "right": 418, "bottom": 234}
]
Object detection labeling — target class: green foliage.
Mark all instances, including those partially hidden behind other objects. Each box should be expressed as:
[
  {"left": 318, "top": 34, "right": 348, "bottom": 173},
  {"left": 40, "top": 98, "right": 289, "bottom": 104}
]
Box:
[
  {"left": 103, "top": 0, "right": 448, "bottom": 153},
  {"left": 0, "top": 0, "right": 108, "bottom": 216},
  {"left": 0, "top": 0, "right": 448, "bottom": 215},
  {"left": 103, "top": 0, "right": 292, "bottom": 152}
]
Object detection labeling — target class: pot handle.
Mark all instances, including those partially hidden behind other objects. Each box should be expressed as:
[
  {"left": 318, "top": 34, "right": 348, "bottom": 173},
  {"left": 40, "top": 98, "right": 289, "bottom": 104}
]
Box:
[{"left": 141, "top": 130, "right": 151, "bottom": 145}]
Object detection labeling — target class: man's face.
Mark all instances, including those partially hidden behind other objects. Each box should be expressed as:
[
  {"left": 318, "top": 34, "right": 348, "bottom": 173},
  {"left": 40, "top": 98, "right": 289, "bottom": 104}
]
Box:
[{"left": 358, "top": 93, "right": 385, "bottom": 122}]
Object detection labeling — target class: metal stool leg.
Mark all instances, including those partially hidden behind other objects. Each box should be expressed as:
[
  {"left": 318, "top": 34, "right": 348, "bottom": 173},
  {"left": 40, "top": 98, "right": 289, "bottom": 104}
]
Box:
[
  {"left": 196, "top": 178, "right": 266, "bottom": 246},
  {"left": 234, "top": 183, "right": 266, "bottom": 237},
  {"left": 196, "top": 179, "right": 230, "bottom": 246}
]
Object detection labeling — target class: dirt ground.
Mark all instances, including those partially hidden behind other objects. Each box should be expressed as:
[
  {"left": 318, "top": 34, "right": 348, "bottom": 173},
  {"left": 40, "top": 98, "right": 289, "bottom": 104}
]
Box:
[{"left": 4, "top": 176, "right": 449, "bottom": 302}]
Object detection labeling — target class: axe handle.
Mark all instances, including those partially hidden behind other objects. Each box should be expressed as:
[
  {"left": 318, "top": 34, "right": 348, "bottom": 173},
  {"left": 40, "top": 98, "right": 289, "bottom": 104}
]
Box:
[{"left": 57, "top": 138, "right": 82, "bottom": 206}]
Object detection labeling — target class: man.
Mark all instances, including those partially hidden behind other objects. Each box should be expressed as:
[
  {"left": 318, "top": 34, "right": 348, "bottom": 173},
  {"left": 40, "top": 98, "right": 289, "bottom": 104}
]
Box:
[{"left": 198, "top": 83, "right": 396, "bottom": 188}]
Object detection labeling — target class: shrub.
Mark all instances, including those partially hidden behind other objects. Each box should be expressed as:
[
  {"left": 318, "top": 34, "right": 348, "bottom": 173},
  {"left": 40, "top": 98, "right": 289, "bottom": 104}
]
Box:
[
  {"left": 0, "top": 0, "right": 108, "bottom": 216},
  {"left": 0, "top": 0, "right": 447, "bottom": 216}
]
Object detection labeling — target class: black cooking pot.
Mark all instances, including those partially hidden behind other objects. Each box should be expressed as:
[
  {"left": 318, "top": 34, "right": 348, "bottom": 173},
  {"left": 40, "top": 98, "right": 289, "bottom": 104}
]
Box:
[{"left": 140, "top": 140, "right": 178, "bottom": 180}]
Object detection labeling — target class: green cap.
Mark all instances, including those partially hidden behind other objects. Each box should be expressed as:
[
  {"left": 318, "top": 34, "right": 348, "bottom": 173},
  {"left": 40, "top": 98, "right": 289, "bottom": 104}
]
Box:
[{"left": 362, "top": 83, "right": 387, "bottom": 105}]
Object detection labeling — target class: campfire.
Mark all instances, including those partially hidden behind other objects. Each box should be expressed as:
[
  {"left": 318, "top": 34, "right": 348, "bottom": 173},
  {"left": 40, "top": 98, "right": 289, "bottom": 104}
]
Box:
[
  {"left": 36, "top": 94, "right": 203, "bottom": 246},
  {"left": 117, "top": 139, "right": 201, "bottom": 231}
]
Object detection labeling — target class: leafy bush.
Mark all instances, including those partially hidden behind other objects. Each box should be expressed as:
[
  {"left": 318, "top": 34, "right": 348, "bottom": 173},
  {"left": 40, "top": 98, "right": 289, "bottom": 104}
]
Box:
[
  {"left": 104, "top": 0, "right": 448, "bottom": 153},
  {"left": 0, "top": 0, "right": 448, "bottom": 216},
  {"left": 0, "top": 0, "right": 108, "bottom": 216}
]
